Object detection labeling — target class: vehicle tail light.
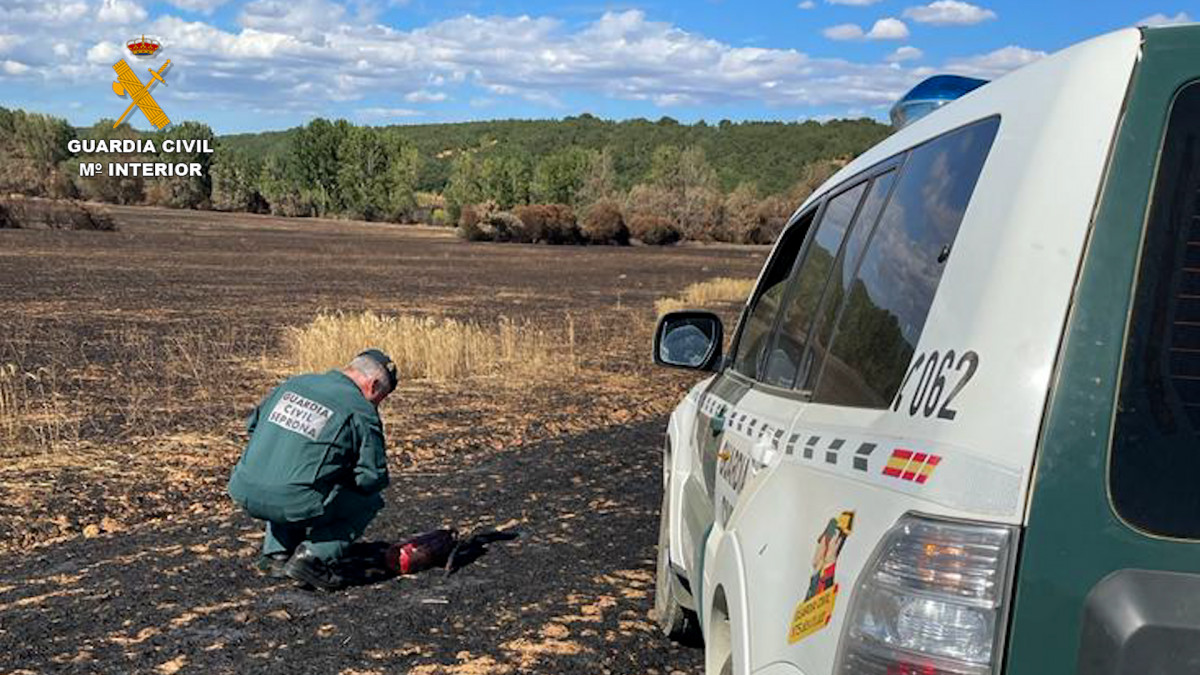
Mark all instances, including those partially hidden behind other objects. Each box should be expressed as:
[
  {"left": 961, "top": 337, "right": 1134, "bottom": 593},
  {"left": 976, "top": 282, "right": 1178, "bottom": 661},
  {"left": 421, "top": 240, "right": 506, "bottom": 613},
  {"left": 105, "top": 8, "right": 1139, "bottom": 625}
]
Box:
[{"left": 835, "top": 514, "right": 1019, "bottom": 675}]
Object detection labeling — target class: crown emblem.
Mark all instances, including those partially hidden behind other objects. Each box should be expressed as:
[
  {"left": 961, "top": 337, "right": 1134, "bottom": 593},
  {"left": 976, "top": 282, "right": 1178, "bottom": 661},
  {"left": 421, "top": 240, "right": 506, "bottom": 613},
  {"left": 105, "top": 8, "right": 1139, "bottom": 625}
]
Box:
[{"left": 126, "top": 35, "right": 161, "bottom": 58}]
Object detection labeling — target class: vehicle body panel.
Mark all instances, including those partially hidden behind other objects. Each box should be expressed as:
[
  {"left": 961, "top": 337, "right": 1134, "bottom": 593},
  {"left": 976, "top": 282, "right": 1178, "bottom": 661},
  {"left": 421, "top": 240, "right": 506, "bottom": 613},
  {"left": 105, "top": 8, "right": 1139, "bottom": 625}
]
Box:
[{"left": 1005, "top": 25, "right": 1200, "bottom": 675}]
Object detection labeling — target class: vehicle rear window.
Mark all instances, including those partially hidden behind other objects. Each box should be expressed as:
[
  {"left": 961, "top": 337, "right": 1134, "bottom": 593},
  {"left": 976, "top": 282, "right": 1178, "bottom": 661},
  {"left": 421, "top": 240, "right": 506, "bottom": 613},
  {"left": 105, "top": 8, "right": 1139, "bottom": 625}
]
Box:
[
  {"left": 812, "top": 117, "right": 1000, "bottom": 408},
  {"left": 1111, "top": 82, "right": 1200, "bottom": 538}
]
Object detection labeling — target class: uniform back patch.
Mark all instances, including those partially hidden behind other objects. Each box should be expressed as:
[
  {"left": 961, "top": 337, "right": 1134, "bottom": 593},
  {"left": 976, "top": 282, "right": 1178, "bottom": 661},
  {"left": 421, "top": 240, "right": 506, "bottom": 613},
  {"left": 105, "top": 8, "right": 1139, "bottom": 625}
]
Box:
[{"left": 267, "top": 391, "right": 333, "bottom": 440}]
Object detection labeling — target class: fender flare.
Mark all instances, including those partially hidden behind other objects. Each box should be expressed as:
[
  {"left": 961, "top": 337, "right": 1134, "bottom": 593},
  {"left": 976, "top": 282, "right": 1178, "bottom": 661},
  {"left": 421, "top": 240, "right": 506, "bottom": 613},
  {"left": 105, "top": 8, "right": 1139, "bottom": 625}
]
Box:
[{"left": 703, "top": 526, "right": 752, "bottom": 674}]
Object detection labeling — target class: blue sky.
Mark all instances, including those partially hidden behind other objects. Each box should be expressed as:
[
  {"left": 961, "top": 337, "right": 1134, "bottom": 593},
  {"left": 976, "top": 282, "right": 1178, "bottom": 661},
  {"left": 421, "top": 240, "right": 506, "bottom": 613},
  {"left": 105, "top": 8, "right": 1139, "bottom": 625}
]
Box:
[{"left": 0, "top": 0, "right": 1194, "bottom": 133}]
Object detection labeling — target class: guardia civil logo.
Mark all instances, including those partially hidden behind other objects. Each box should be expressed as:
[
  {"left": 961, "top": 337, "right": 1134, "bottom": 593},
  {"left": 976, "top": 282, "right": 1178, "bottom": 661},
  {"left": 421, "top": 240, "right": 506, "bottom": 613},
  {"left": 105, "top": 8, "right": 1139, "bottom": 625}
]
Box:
[{"left": 112, "top": 35, "right": 171, "bottom": 130}]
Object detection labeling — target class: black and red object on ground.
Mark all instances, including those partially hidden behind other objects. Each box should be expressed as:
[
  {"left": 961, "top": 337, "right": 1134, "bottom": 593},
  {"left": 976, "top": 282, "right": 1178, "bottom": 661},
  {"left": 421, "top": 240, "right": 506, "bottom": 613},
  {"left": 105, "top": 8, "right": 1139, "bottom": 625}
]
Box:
[{"left": 384, "top": 528, "right": 520, "bottom": 577}]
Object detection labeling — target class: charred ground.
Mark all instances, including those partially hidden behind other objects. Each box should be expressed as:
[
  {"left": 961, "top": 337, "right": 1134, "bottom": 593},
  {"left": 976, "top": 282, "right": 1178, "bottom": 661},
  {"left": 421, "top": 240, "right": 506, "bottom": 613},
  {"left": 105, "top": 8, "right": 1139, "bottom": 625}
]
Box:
[{"left": 0, "top": 208, "right": 765, "bottom": 673}]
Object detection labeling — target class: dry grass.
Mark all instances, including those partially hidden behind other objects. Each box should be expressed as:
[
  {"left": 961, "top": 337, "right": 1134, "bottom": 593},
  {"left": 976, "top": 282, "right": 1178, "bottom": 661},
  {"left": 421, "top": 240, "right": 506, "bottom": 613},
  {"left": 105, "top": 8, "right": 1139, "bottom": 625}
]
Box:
[
  {"left": 285, "top": 311, "right": 577, "bottom": 383},
  {"left": 654, "top": 277, "right": 755, "bottom": 316},
  {"left": 0, "top": 364, "right": 79, "bottom": 450}
]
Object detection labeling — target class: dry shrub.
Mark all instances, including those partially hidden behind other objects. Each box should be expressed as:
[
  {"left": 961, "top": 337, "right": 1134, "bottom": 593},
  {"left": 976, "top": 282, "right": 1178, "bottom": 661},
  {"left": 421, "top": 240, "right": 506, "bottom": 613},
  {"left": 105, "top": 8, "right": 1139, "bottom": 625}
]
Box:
[
  {"left": 655, "top": 277, "right": 756, "bottom": 316},
  {"left": 747, "top": 194, "right": 794, "bottom": 245},
  {"left": 628, "top": 214, "right": 680, "bottom": 246},
  {"left": 459, "top": 203, "right": 483, "bottom": 228},
  {"left": 286, "top": 311, "right": 576, "bottom": 383},
  {"left": 675, "top": 186, "right": 724, "bottom": 241},
  {"left": 513, "top": 204, "right": 579, "bottom": 244},
  {"left": 0, "top": 197, "right": 116, "bottom": 231},
  {"left": 269, "top": 192, "right": 315, "bottom": 218},
  {"left": 482, "top": 211, "right": 525, "bottom": 242},
  {"left": 580, "top": 199, "right": 629, "bottom": 245}
]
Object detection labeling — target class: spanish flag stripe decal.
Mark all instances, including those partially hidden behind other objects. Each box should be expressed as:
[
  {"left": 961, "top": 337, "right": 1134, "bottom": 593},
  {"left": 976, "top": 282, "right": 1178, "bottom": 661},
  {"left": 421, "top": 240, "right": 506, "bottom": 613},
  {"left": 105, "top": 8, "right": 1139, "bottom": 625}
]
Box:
[{"left": 882, "top": 449, "right": 941, "bottom": 484}]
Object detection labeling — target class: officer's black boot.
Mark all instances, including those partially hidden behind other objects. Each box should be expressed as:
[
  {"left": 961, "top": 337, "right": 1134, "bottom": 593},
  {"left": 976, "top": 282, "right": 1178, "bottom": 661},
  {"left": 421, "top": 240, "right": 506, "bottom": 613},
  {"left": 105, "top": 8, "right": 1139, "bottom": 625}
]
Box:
[
  {"left": 256, "top": 552, "right": 292, "bottom": 579},
  {"left": 283, "top": 544, "right": 344, "bottom": 592}
]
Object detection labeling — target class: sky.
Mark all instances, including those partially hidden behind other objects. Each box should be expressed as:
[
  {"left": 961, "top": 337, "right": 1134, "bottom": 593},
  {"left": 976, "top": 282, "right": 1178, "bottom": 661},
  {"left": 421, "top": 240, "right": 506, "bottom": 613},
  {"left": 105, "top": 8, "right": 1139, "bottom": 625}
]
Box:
[{"left": 0, "top": 0, "right": 1195, "bottom": 134}]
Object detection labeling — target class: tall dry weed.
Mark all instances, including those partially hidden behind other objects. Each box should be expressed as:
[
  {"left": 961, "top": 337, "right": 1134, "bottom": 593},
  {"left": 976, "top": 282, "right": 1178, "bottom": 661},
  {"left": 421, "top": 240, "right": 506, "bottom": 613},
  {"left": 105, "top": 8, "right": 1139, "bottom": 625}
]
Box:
[
  {"left": 0, "top": 363, "right": 79, "bottom": 450},
  {"left": 286, "top": 311, "right": 576, "bottom": 383},
  {"left": 654, "top": 277, "right": 755, "bottom": 316}
]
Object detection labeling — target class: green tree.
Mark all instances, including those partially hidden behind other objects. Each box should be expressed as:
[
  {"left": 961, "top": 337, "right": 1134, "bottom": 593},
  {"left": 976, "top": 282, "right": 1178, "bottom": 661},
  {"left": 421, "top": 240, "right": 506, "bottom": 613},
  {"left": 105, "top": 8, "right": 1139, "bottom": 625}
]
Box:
[
  {"left": 290, "top": 118, "right": 350, "bottom": 216},
  {"left": 337, "top": 126, "right": 390, "bottom": 220},
  {"left": 71, "top": 120, "right": 150, "bottom": 204},
  {"left": 0, "top": 108, "right": 76, "bottom": 197},
  {"left": 576, "top": 147, "right": 617, "bottom": 210},
  {"left": 149, "top": 121, "right": 214, "bottom": 208},
  {"left": 382, "top": 128, "right": 421, "bottom": 220},
  {"left": 530, "top": 146, "right": 592, "bottom": 205},
  {"left": 481, "top": 154, "right": 532, "bottom": 209},
  {"left": 444, "top": 152, "right": 484, "bottom": 220},
  {"left": 210, "top": 148, "right": 264, "bottom": 212}
]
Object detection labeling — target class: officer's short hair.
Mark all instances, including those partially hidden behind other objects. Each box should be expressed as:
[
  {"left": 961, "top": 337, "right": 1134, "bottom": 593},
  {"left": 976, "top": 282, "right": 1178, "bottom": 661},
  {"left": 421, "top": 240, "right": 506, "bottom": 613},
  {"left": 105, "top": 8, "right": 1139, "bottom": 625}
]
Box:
[{"left": 349, "top": 350, "right": 397, "bottom": 395}]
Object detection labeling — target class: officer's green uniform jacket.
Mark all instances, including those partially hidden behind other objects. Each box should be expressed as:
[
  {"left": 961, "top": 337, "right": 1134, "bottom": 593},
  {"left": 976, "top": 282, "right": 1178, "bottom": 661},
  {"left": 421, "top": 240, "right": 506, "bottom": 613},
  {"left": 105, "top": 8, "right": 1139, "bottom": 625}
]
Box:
[{"left": 228, "top": 370, "right": 389, "bottom": 523}]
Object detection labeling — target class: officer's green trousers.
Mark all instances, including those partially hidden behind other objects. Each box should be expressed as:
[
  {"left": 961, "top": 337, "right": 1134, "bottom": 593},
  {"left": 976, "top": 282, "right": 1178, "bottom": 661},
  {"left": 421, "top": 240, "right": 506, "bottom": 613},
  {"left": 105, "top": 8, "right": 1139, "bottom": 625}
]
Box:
[{"left": 261, "top": 487, "right": 383, "bottom": 563}]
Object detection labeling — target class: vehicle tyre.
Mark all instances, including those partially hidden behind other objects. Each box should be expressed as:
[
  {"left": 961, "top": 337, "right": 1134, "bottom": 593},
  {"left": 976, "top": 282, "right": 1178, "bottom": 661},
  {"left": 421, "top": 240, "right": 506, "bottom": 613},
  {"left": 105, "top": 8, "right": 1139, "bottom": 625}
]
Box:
[{"left": 655, "top": 488, "right": 702, "bottom": 646}]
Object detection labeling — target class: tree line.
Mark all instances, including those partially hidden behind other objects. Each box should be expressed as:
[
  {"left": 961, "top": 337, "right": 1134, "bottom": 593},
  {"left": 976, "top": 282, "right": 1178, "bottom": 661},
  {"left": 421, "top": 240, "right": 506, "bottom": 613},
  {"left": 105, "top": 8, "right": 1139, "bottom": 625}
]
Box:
[{"left": 0, "top": 107, "right": 891, "bottom": 244}]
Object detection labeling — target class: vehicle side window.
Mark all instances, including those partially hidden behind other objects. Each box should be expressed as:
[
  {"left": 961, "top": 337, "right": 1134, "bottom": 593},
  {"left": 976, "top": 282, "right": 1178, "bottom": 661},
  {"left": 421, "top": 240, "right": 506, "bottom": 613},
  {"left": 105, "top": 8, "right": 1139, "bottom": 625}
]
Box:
[
  {"left": 1111, "top": 82, "right": 1200, "bottom": 538},
  {"left": 796, "top": 170, "right": 897, "bottom": 390},
  {"left": 762, "top": 181, "right": 868, "bottom": 388},
  {"left": 813, "top": 117, "right": 1000, "bottom": 407},
  {"left": 731, "top": 209, "right": 816, "bottom": 379}
]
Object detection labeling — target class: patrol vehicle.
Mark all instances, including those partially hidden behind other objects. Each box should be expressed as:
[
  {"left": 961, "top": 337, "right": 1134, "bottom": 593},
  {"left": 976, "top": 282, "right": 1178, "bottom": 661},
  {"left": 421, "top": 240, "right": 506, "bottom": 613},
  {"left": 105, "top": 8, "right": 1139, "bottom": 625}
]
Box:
[{"left": 652, "top": 25, "right": 1200, "bottom": 675}]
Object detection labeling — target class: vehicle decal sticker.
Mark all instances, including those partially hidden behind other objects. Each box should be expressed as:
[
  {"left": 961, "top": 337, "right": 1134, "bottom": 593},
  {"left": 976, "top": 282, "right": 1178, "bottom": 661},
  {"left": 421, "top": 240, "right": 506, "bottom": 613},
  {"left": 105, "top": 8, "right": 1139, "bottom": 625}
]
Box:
[
  {"left": 789, "top": 511, "right": 855, "bottom": 644},
  {"left": 882, "top": 449, "right": 941, "bottom": 484},
  {"left": 804, "top": 435, "right": 819, "bottom": 459},
  {"left": 853, "top": 443, "right": 877, "bottom": 471},
  {"left": 891, "top": 349, "right": 981, "bottom": 421},
  {"left": 825, "top": 439, "right": 843, "bottom": 465},
  {"left": 784, "top": 428, "right": 1024, "bottom": 517}
]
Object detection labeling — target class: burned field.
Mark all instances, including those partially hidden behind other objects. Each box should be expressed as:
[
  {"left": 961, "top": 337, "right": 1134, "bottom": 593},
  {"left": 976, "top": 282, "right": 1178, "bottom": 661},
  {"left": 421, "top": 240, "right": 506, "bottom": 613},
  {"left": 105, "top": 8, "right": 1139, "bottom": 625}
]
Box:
[{"left": 0, "top": 207, "right": 765, "bottom": 674}]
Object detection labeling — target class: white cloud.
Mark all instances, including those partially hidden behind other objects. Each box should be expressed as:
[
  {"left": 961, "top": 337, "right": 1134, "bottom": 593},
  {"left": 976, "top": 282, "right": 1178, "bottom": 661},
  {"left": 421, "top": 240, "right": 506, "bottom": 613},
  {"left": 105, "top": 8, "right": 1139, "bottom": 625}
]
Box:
[
  {"left": 867, "top": 18, "right": 910, "bottom": 39},
  {"left": 824, "top": 23, "right": 865, "bottom": 40},
  {"left": 3, "top": 60, "right": 31, "bottom": 75},
  {"left": 404, "top": 90, "right": 448, "bottom": 102},
  {"left": 0, "top": 0, "right": 88, "bottom": 24},
  {"left": 904, "top": 1, "right": 996, "bottom": 25},
  {"left": 0, "top": 34, "right": 22, "bottom": 54},
  {"left": 97, "top": 0, "right": 148, "bottom": 24},
  {"left": 86, "top": 41, "right": 124, "bottom": 64},
  {"left": 0, "top": 7, "right": 971, "bottom": 120},
  {"left": 944, "top": 45, "right": 1045, "bottom": 79},
  {"left": 239, "top": 0, "right": 346, "bottom": 40},
  {"left": 356, "top": 107, "right": 423, "bottom": 118},
  {"left": 886, "top": 45, "right": 923, "bottom": 62},
  {"left": 1138, "top": 12, "right": 1192, "bottom": 26},
  {"left": 798, "top": 0, "right": 816, "bottom": 8},
  {"left": 164, "top": 0, "right": 231, "bottom": 13}
]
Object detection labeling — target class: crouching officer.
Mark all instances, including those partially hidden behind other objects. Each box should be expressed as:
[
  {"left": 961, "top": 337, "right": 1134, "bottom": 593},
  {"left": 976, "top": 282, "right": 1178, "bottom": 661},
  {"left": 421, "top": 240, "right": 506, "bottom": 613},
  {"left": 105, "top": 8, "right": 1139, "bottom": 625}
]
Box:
[{"left": 228, "top": 349, "right": 398, "bottom": 591}]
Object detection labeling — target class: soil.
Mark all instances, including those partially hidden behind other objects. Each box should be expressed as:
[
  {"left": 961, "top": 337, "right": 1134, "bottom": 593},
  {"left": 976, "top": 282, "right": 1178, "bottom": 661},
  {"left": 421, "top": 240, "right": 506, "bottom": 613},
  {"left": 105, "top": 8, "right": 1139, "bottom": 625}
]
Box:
[{"left": 0, "top": 206, "right": 767, "bottom": 673}]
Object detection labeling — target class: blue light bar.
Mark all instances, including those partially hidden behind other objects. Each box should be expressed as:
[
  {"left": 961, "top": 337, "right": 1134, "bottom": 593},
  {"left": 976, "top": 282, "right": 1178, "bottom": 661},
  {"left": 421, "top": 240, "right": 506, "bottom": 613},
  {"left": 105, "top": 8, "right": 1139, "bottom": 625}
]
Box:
[{"left": 890, "top": 75, "right": 989, "bottom": 129}]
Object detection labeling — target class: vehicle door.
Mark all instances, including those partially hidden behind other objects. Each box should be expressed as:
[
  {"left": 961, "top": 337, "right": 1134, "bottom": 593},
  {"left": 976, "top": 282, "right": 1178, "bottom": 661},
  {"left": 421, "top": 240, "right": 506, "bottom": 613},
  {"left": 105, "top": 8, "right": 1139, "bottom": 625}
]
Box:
[{"left": 683, "top": 207, "right": 820, "bottom": 575}]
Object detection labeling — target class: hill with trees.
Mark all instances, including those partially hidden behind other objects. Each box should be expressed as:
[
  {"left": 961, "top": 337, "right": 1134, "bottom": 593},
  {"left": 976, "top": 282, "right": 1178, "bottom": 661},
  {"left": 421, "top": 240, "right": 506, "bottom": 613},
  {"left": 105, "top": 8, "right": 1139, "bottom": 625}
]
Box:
[{"left": 0, "top": 107, "right": 892, "bottom": 244}]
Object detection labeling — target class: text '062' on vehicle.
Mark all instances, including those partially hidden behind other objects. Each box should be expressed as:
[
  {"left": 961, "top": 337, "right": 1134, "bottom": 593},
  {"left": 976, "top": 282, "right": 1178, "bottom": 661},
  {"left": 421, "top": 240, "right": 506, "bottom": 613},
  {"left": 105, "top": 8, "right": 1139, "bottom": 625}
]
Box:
[{"left": 651, "top": 24, "right": 1200, "bottom": 675}]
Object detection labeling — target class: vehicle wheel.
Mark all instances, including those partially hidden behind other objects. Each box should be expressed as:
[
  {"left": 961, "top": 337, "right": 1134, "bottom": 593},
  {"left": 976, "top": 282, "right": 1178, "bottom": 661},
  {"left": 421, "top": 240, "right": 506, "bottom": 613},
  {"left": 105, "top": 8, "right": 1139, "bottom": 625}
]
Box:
[{"left": 655, "top": 488, "right": 702, "bottom": 646}]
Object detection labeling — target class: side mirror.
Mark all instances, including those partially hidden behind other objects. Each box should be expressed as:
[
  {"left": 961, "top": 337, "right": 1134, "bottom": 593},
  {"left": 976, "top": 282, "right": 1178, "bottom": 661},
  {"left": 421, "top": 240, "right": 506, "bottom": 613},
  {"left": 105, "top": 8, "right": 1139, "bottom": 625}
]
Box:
[{"left": 654, "top": 310, "right": 724, "bottom": 372}]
